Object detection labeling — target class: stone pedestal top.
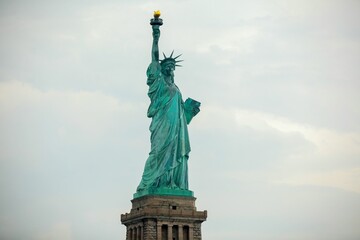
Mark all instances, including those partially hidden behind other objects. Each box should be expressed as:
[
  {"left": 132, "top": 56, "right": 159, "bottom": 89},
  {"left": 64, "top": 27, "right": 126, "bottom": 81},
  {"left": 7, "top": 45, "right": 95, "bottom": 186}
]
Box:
[{"left": 121, "top": 195, "right": 207, "bottom": 225}]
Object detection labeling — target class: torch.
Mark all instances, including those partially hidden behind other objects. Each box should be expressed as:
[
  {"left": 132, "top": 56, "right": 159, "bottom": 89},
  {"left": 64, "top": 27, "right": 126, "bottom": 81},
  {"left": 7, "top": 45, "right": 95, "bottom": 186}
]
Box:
[{"left": 150, "top": 10, "right": 163, "bottom": 26}]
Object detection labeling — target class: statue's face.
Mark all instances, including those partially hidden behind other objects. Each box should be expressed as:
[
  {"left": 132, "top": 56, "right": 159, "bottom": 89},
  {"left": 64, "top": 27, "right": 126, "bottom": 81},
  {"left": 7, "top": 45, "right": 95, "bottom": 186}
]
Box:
[{"left": 162, "top": 64, "right": 175, "bottom": 77}]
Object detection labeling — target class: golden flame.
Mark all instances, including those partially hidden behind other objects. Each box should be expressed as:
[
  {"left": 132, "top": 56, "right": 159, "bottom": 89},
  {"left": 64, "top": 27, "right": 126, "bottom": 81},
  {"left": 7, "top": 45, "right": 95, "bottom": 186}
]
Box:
[{"left": 154, "top": 10, "right": 161, "bottom": 18}]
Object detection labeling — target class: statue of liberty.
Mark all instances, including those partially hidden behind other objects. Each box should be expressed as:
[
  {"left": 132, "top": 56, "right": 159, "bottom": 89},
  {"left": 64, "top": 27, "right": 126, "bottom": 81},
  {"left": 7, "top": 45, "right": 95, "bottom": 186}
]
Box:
[{"left": 135, "top": 11, "right": 201, "bottom": 198}]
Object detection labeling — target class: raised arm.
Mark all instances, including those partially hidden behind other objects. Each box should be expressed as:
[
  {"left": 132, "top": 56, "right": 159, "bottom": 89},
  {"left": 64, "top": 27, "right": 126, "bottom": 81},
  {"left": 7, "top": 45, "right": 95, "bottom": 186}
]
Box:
[{"left": 151, "top": 25, "right": 160, "bottom": 62}]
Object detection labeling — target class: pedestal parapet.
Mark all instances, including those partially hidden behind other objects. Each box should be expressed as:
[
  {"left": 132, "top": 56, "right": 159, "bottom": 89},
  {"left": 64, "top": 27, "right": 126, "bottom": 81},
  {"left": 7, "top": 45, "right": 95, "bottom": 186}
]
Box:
[{"left": 121, "top": 195, "right": 207, "bottom": 240}]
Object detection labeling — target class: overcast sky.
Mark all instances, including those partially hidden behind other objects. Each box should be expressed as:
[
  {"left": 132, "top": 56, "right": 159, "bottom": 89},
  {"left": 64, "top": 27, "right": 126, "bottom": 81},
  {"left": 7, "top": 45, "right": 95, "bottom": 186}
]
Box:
[{"left": 0, "top": 0, "right": 359, "bottom": 239}]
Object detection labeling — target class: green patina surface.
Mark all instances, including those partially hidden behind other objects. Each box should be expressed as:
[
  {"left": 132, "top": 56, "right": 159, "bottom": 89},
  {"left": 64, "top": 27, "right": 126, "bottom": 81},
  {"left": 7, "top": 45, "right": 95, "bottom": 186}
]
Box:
[
  {"left": 134, "top": 13, "right": 200, "bottom": 199},
  {"left": 133, "top": 188, "right": 194, "bottom": 199}
]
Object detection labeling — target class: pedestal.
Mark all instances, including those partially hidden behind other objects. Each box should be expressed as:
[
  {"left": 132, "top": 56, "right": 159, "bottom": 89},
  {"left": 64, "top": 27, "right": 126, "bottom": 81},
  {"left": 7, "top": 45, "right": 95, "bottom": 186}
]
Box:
[{"left": 121, "top": 195, "right": 207, "bottom": 240}]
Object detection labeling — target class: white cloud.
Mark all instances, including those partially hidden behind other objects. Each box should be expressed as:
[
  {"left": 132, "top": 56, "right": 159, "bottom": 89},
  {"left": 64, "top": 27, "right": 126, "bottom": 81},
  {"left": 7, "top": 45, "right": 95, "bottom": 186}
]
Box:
[
  {"left": 234, "top": 108, "right": 360, "bottom": 156},
  {"left": 196, "top": 27, "right": 260, "bottom": 55},
  {"left": 195, "top": 105, "right": 360, "bottom": 193},
  {"left": 0, "top": 80, "right": 147, "bottom": 170},
  {"left": 34, "top": 222, "right": 73, "bottom": 240},
  {"left": 277, "top": 168, "right": 360, "bottom": 193}
]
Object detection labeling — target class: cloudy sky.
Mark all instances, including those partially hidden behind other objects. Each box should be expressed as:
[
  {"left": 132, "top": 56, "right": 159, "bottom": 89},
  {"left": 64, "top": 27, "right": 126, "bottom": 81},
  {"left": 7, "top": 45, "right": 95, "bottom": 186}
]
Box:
[{"left": 1, "top": 0, "right": 359, "bottom": 239}]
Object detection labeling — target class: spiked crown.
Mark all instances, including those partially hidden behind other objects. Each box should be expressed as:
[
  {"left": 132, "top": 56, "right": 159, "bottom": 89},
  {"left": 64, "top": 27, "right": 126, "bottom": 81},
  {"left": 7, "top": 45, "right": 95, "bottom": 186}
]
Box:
[{"left": 160, "top": 50, "right": 183, "bottom": 67}]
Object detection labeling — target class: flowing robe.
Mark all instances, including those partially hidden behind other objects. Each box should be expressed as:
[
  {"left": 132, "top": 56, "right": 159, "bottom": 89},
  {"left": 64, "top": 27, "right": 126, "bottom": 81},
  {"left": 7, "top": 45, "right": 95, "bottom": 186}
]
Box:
[{"left": 137, "top": 61, "right": 190, "bottom": 192}]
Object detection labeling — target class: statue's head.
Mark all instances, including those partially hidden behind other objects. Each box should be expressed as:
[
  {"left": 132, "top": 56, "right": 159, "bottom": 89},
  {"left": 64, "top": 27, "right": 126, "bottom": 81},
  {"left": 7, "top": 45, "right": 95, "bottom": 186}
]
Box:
[
  {"left": 161, "top": 61, "right": 175, "bottom": 77},
  {"left": 160, "top": 51, "right": 183, "bottom": 77}
]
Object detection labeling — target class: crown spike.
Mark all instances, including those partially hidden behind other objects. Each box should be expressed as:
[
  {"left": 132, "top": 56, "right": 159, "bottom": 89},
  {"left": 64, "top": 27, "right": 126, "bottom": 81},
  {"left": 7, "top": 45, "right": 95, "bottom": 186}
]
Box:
[
  {"left": 170, "top": 50, "right": 174, "bottom": 58},
  {"left": 175, "top": 60, "right": 184, "bottom": 63},
  {"left": 163, "top": 52, "right": 167, "bottom": 59},
  {"left": 175, "top": 64, "right": 183, "bottom": 67},
  {"left": 174, "top": 54, "right": 182, "bottom": 60}
]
